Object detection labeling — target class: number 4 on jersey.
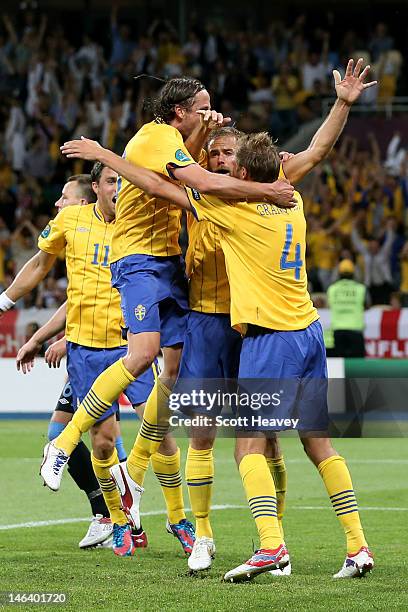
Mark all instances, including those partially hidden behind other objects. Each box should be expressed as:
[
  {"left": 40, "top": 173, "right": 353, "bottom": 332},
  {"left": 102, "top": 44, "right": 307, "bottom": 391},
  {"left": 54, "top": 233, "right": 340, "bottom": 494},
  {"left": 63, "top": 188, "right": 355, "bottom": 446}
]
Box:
[{"left": 280, "top": 223, "right": 303, "bottom": 280}]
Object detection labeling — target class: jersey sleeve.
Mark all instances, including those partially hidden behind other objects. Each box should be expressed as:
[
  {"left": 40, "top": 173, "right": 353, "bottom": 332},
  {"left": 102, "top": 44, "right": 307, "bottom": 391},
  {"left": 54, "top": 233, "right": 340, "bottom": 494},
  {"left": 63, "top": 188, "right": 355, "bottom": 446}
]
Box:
[
  {"left": 126, "top": 124, "right": 196, "bottom": 179},
  {"left": 185, "top": 187, "right": 234, "bottom": 232},
  {"left": 38, "top": 210, "right": 66, "bottom": 255}
]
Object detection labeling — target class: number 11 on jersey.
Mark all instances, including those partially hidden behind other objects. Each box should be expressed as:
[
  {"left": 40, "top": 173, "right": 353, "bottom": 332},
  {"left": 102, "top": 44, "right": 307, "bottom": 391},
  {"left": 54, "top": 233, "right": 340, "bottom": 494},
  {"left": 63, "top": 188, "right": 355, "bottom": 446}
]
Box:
[{"left": 280, "top": 223, "right": 303, "bottom": 280}]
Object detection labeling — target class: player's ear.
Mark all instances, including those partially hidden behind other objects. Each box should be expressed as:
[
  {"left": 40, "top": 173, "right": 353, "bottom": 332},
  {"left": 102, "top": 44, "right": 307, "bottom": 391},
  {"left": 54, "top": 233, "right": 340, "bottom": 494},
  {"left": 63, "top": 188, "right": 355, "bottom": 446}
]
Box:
[
  {"left": 174, "top": 104, "right": 185, "bottom": 120},
  {"left": 238, "top": 166, "right": 248, "bottom": 181}
]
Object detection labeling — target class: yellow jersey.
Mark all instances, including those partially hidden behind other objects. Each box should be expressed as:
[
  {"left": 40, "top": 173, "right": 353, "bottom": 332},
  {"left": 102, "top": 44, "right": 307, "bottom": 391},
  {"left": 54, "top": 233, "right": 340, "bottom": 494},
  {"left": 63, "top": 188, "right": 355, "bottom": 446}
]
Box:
[
  {"left": 186, "top": 212, "right": 230, "bottom": 314},
  {"left": 185, "top": 187, "right": 318, "bottom": 334},
  {"left": 185, "top": 149, "right": 230, "bottom": 314},
  {"left": 38, "top": 204, "right": 125, "bottom": 349},
  {"left": 112, "top": 121, "right": 195, "bottom": 262}
]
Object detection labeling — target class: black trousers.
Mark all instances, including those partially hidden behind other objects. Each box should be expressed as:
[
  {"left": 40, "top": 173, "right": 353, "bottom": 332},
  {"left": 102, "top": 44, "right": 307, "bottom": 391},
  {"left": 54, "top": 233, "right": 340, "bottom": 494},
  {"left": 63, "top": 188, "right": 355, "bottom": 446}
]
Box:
[{"left": 333, "top": 330, "right": 365, "bottom": 358}]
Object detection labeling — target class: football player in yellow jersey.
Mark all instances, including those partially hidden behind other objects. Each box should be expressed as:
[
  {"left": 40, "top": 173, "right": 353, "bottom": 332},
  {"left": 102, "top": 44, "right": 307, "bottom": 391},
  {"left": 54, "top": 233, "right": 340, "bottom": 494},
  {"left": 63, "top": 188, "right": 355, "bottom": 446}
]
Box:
[
  {"left": 59, "top": 59, "right": 376, "bottom": 581},
  {"left": 14, "top": 174, "right": 116, "bottom": 549},
  {"left": 182, "top": 126, "right": 288, "bottom": 574},
  {"left": 49, "top": 77, "right": 296, "bottom": 554},
  {"left": 0, "top": 163, "right": 159, "bottom": 556}
]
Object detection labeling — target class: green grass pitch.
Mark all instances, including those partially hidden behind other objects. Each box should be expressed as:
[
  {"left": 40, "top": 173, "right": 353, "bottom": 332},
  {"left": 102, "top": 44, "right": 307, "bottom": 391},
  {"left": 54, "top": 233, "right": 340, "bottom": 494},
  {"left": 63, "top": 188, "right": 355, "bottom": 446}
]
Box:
[{"left": 0, "top": 420, "right": 407, "bottom": 611}]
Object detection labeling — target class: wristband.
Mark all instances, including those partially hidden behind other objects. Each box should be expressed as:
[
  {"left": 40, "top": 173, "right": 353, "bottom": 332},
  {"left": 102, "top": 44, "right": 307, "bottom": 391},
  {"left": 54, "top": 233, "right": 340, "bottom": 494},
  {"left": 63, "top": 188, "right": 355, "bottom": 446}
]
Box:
[{"left": 0, "top": 291, "right": 15, "bottom": 312}]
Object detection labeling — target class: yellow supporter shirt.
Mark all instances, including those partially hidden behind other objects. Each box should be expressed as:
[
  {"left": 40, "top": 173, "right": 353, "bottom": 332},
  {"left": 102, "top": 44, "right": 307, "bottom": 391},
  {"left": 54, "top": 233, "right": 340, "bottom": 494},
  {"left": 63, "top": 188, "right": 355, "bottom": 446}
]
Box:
[
  {"left": 112, "top": 121, "right": 195, "bottom": 262},
  {"left": 307, "top": 231, "right": 338, "bottom": 270},
  {"left": 400, "top": 259, "right": 408, "bottom": 293},
  {"left": 38, "top": 204, "right": 125, "bottom": 349},
  {"left": 185, "top": 188, "right": 318, "bottom": 334}
]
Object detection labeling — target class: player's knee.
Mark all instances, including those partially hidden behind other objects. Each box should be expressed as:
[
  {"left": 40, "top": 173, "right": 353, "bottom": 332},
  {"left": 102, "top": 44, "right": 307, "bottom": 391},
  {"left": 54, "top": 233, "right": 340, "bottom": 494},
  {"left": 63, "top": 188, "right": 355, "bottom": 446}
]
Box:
[
  {"left": 124, "top": 347, "right": 159, "bottom": 378},
  {"left": 301, "top": 437, "right": 335, "bottom": 467},
  {"left": 158, "top": 433, "right": 177, "bottom": 455},
  {"left": 92, "top": 430, "right": 116, "bottom": 458},
  {"left": 161, "top": 345, "right": 182, "bottom": 384},
  {"left": 190, "top": 436, "right": 214, "bottom": 451}
]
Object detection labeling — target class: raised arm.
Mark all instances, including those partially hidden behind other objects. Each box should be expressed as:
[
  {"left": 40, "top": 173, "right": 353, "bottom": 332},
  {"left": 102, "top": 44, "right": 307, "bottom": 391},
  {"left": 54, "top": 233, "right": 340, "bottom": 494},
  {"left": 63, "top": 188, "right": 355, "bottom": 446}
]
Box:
[
  {"left": 283, "top": 59, "right": 377, "bottom": 184},
  {"left": 351, "top": 225, "right": 368, "bottom": 256},
  {"left": 0, "top": 250, "right": 57, "bottom": 315},
  {"left": 61, "top": 139, "right": 192, "bottom": 210},
  {"left": 61, "top": 138, "right": 297, "bottom": 207},
  {"left": 172, "top": 161, "right": 295, "bottom": 205}
]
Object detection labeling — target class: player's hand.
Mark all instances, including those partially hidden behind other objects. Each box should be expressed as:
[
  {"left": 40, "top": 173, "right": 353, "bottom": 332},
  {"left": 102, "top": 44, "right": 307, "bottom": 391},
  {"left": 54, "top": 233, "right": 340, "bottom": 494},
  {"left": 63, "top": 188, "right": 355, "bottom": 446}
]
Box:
[
  {"left": 333, "top": 58, "right": 377, "bottom": 106},
  {"left": 60, "top": 137, "right": 103, "bottom": 160},
  {"left": 196, "top": 110, "right": 231, "bottom": 131},
  {"left": 16, "top": 339, "right": 42, "bottom": 374},
  {"left": 45, "top": 337, "right": 67, "bottom": 368},
  {"left": 264, "top": 178, "right": 297, "bottom": 208},
  {"left": 279, "top": 151, "right": 295, "bottom": 163}
]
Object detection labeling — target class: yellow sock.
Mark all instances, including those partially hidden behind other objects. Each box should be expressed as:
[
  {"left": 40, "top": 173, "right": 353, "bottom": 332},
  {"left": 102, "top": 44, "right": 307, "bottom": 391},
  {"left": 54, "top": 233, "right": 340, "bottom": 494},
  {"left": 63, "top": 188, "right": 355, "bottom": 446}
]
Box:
[
  {"left": 318, "top": 455, "right": 367, "bottom": 554},
  {"left": 127, "top": 379, "right": 171, "bottom": 486},
  {"left": 91, "top": 449, "right": 127, "bottom": 526},
  {"left": 239, "top": 454, "right": 283, "bottom": 550},
  {"left": 151, "top": 449, "right": 185, "bottom": 524},
  {"left": 185, "top": 446, "right": 214, "bottom": 538},
  {"left": 55, "top": 359, "right": 135, "bottom": 455},
  {"left": 266, "top": 456, "right": 287, "bottom": 539}
]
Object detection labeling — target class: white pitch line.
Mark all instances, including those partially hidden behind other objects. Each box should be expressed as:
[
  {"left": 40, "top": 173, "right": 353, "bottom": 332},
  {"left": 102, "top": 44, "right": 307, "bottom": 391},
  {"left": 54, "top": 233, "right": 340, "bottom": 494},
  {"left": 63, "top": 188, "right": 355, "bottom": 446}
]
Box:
[
  {"left": 0, "top": 505, "right": 245, "bottom": 531},
  {"left": 1, "top": 503, "right": 407, "bottom": 531}
]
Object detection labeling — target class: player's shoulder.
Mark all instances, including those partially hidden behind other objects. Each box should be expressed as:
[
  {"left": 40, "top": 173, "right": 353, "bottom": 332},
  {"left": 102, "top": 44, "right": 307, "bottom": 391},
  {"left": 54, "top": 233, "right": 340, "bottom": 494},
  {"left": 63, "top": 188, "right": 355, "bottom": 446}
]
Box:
[
  {"left": 57, "top": 203, "right": 97, "bottom": 228},
  {"left": 134, "top": 120, "right": 181, "bottom": 141}
]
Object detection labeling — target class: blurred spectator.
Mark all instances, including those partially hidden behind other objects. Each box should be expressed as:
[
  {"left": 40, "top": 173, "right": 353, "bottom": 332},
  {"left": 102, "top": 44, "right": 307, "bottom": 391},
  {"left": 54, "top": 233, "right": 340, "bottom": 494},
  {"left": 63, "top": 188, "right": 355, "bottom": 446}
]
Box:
[
  {"left": 10, "top": 219, "right": 38, "bottom": 273},
  {"left": 110, "top": 2, "right": 136, "bottom": 66},
  {"left": 369, "top": 23, "right": 394, "bottom": 62},
  {"left": 351, "top": 219, "right": 395, "bottom": 305},
  {"left": 23, "top": 135, "right": 55, "bottom": 180},
  {"left": 271, "top": 62, "right": 299, "bottom": 138}
]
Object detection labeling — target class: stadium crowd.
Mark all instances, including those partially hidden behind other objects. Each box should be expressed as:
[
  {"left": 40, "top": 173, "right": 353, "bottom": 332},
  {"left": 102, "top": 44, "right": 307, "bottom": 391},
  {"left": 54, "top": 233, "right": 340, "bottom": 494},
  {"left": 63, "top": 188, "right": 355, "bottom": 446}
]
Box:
[{"left": 0, "top": 5, "right": 407, "bottom": 309}]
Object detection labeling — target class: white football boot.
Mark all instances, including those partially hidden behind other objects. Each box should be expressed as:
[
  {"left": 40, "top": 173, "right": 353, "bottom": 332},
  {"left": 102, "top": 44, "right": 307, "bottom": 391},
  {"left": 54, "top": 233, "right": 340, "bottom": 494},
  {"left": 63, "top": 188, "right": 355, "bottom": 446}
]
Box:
[
  {"left": 224, "top": 545, "right": 290, "bottom": 583},
  {"left": 40, "top": 442, "right": 69, "bottom": 491},
  {"left": 78, "top": 515, "right": 113, "bottom": 549},
  {"left": 333, "top": 547, "right": 374, "bottom": 578},
  {"left": 109, "top": 462, "right": 144, "bottom": 530},
  {"left": 188, "top": 537, "right": 216, "bottom": 571}
]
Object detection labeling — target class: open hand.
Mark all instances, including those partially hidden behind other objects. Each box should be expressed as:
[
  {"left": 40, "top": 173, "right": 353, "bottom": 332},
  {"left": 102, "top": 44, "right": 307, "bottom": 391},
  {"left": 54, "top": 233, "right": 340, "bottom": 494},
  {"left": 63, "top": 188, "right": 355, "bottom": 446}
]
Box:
[
  {"left": 45, "top": 337, "right": 67, "bottom": 368},
  {"left": 333, "top": 58, "right": 377, "bottom": 106},
  {"left": 16, "top": 338, "right": 41, "bottom": 374},
  {"left": 60, "top": 136, "right": 103, "bottom": 160}
]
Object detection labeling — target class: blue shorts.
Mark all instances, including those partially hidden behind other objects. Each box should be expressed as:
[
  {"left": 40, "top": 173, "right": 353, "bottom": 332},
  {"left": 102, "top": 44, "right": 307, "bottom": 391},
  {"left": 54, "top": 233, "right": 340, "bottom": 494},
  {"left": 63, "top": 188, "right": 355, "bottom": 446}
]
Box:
[
  {"left": 110, "top": 254, "right": 189, "bottom": 347},
  {"left": 67, "top": 342, "right": 156, "bottom": 423},
  {"left": 176, "top": 311, "right": 242, "bottom": 415},
  {"left": 238, "top": 320, "right": 328, "bottom": 432}
]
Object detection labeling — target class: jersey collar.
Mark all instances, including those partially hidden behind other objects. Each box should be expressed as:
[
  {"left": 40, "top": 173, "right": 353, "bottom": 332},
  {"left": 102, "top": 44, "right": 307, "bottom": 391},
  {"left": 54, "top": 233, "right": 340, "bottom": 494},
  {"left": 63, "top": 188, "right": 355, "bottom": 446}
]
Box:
[{"left": 94, "top": 203, "right": 114, "bottom": 224}]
